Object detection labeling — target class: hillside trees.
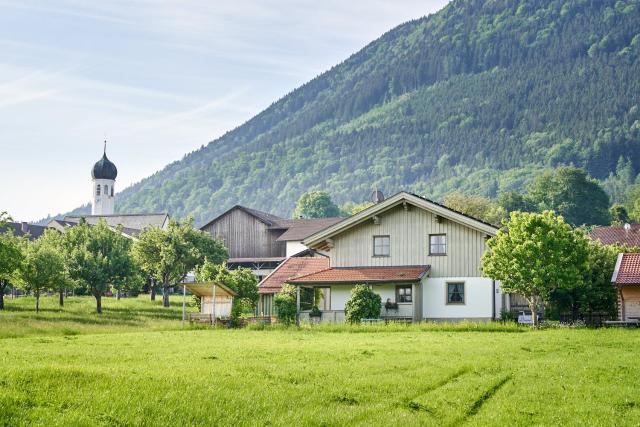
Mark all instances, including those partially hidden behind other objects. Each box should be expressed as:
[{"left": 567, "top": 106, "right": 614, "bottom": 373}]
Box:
[
  {"left": 293, "top": 191, "right": 341, "bottom": 219},
  {"left": 133, "top": 218, "right": 227, "bottom": 307},
  {"left": 107, "top": 0, "right": 640, "bottom": 224},
  {"left": 443, "top": 192, "right": 506, "bottom": 224},
  {"left": 481, "top": 211, "right": 588, "bottom": 327},
  {"left": 527, "top": 167, "right": 610, "bottom": 226},
  {"left": 64, "top": 220, "right": 134, "bottom": 314}
]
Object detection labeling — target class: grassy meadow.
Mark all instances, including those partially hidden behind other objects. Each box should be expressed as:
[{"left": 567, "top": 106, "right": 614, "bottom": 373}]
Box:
[{"left": 1, "top": 296, "right": 640, "bottom": 426}]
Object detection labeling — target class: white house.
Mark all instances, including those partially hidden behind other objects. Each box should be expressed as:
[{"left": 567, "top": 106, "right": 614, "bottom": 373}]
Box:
[{"left": 288, "top": 191, "right": 503, "bottom": 322}]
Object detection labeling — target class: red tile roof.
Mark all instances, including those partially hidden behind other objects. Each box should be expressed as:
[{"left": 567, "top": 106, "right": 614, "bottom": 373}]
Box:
[
  {"left": 613, "top": 253, "right": 640, "bottom": 285},
  {"left": 590, "top": 224, "right": 640, "bottom": 247},
  {"left": 258, "top": 257, "right": 329, "bottom": 294},
  {"left": 289, "top": 265, "right": 430, "bottom": 284}
]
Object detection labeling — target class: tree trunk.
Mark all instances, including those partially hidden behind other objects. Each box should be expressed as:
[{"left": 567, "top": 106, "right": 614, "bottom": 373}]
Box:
[
  {"left": 162, "top": 284, "right": 170, "bottom": 308},
  {"left": 35, "top": 292, "right": 40, "bottom": 313},
  {"left": 117, "top": 289, "right": 121, "bottom": 300},
  {"left": 59, "top": 289, "right": 64, "bottom": 307},
  {"left": 0, "top": 280, "right": 5, "bottom": 310},
  {"left": 527, "top": 296, "right": 540, "bottom": 328},
  {"left": 95, "top": 294, "right": 102, "bottom": 314},
  {"left": 150, "top": 279, "right": 156, "bottom": 301}
]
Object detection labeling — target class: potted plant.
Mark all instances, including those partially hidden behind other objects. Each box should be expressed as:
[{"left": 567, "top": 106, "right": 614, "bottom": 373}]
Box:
[{"left": 309, "top": 305, "right": 322, "bottom": 318}]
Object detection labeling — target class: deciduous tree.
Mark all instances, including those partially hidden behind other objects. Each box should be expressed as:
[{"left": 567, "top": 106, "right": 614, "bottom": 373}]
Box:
[
  {"left": 16, "top": 237, "right": 67, "bottom": 312},
  {"left": 481, "top": 211, "right": 588, "bottom": 327},
  {"left": 64, "top": 220, "right": 134, "bottom": 314},
  {"left": 293, "top": 191, "right": 341, "bottom": 219},
  {"left": 133, "top": 218, "right": 227, "bottom": 307},
  {"left": 0, "top": 212, "right": 23, "bottom": 310},
  {"left": 527, "top": 167, "right": 610, "bottom": 226}
]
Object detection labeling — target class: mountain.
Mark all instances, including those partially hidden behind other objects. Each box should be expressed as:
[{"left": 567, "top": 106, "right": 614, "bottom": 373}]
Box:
[{"left": 107, "top": 0, "right": 640, "bottom": 226}]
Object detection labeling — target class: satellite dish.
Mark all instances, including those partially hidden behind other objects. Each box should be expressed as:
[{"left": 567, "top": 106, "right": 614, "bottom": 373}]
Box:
[
  {"left": 372, "top": 189, "right": 385, "bottom": 204},
  {"left": 624, "top": 223, "right": 631, "bottom": 231}
]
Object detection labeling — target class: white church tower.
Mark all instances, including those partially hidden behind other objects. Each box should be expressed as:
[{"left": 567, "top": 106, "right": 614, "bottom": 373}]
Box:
[{"left": 91, "top": 141, "right": 118, "bottom": 215}]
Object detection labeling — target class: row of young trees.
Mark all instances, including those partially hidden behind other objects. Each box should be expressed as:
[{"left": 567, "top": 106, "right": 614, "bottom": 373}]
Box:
[{"left": 0, "top": 214, "right": 228, "bottom": 314}]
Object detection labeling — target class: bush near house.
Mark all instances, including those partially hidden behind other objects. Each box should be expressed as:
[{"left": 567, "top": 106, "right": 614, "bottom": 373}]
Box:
[
  {"left": 274, "top": 284, "right": 297, "bottom": 325},
  {"left": 345, "top": 284, "right": 382, "bottom": 323}
]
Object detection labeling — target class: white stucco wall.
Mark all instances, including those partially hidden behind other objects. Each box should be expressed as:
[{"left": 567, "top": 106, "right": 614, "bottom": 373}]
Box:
[
  {"left": 422, "top": 276, "right": 496, "bottom": 319},
  {"left": 92, "top": 178, "right": 115, "bottom": 215},
  {"left": 286, "top": 241, "right": 308, "bottom": 257},
  {"left": 330, "top": 286, "right": 352, "bottom": 311}
]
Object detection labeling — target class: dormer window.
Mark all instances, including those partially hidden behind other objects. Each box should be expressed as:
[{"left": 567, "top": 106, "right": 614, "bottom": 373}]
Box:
[
  {"left": 373, "top": 235, "right": 390, "bottom": 257},
  {"left": 96, "top": 184, "right": 101, "bottom": 196}
]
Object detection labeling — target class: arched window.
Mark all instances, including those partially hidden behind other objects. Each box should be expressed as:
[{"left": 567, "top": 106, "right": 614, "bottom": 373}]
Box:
[
  {"left": 104, "top": 185, "right": 108, "bottom": 196},
  {"left": 96, "top": 184, "right": 101, "bottom": 196},
  {"left": 111, "top": 186, "right": 114, "bottom": 197}
]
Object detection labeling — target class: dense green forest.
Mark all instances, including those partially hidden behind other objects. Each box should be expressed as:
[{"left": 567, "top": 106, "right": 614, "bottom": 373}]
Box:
[{"left": 68, "top": 0, "right": 640, "bottom": 225}]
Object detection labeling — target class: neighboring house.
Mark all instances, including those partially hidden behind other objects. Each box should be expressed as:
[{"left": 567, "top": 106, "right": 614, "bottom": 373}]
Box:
[
  {"left": 48, "top": 213, "right": 169, "bottom": 239},
  {"left": 287, "top": 191, "right": 502, "bottom": 323},
  {"left": 200, "top": 205, "right": 341, "bottom": 280},
  {"left": 611, "top": 253, "right": 640, "bottom": 321},
  {"left": 0, "top": 221, "right": 47, "bottom": 241},
  {"left": 590, "top": 223, "right": 640, "bottom": 247},
  {"left": 257, "top": 256, "right": 329, "bottom": 316}
]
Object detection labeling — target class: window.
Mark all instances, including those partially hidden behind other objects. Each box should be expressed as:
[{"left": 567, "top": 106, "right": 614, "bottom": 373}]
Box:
[
  {"left": 111, "top": 186, "right": 114, "bottom": 197},
  {"left": 373, "top": 235, "right": 390, "bottom": 256},
  {"left": 447, "top": 282, "right": 465, "bottom": 305},
  {"left": 429, "top": 234, "right": 446, "bottom": 255},
  {"left": 396, "top": 285, "right": 412, "bottom": 303},
  {"left": 96, "top": 184, "right": 101, "bottom": 196},
  {"left": 104, "top": 185, "right": 108, "bottom": 196}
]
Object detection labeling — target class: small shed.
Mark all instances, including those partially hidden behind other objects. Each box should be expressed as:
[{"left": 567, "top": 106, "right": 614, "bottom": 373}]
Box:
[
  {"left": 184, "top": 282, "right": 237, "bottom": 323},
  {"left": 611, "top": 253, "right": 640, "bottom": 321}
]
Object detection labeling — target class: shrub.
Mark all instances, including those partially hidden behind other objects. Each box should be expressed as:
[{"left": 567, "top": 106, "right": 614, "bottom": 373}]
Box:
[
  {"left": 345, "top": 285, "right": 381, "bottom": 323},
  {"left": 274, "top": 284, "right": 297, "bottom": 325}
]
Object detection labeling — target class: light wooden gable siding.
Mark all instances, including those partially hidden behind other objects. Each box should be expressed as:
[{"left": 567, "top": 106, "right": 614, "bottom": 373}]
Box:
[
  {"left": 201, "top": 208, "right": 285, "bottom": 258},
  {"left": 330, "top": 205, "right": 488, "bottom": 277}
]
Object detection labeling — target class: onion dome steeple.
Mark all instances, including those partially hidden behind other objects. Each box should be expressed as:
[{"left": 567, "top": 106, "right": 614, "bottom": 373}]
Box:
[{"left": 91, "top": 140, "right": 118, "bottom": 180}]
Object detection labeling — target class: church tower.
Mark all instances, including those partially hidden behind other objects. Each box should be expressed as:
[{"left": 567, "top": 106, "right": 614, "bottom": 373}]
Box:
[{"left": 91, "top": 141, "right": 117, "bottom": 215}]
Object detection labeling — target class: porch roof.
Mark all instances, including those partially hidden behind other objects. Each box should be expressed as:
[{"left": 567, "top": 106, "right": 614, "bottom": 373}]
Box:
[
  {"left": 612, "top": 253, "right": 640, "bottom": 285},
  {"left": 184, "top": 282, "right": 237, "bottom": 297},
  {"left": 258, "top": 256, "right": 329, "bottom": 294},
  {"left": 288, "top": 265, "right": 430, "bottom": 284}
]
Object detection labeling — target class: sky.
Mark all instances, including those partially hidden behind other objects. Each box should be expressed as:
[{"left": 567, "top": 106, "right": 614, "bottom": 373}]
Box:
[{"left": 0, "top": 0, "right": 449, "bottom": 221}]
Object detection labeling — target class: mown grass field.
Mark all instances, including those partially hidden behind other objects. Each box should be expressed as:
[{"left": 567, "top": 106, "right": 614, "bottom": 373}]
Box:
[{"left": 1, "top": 297, "right": 639, "bottom": 426}]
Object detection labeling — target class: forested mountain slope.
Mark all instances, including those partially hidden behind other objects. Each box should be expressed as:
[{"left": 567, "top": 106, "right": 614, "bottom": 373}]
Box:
[{"left": 108, "top": 0, "right": 640, "bottom": 225}]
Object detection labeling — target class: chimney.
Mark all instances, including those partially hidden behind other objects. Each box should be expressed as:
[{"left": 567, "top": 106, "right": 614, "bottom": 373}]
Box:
[
  {"left": 21, "top": 222, "right": 29, "bottom": 233},
  {"left": 372, "top": 189, "right": 385, "bottom": 204}
]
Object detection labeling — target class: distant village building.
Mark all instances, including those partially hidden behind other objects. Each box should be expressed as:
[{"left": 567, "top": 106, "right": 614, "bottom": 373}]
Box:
[
  {"left": 91, "top": 141, "right": 118, "bottom": 216},
  {"left": 0, "top": 221, "right": 47, "bottom": 241},
  {"left": 46, "top": 143, "right": 169, "bottom": 237},
  {"left": 590, "top": 223, "right": 640, "bottom": 247}
]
